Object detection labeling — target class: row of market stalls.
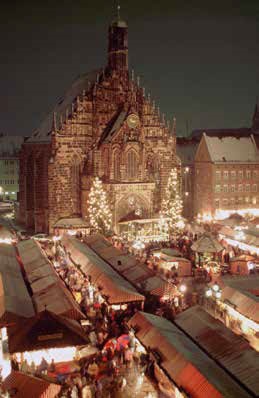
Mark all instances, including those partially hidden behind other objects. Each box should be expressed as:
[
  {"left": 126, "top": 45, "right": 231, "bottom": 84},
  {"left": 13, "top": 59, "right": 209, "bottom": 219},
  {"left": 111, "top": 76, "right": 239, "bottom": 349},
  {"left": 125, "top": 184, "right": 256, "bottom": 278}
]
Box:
[
  {"left": 81, "top": 234, "right": 180, "bottom": 301},
  {"left": 174, "top": 305, "right": 259, "bottom": 398},
  {"left": 0, "top": 239, "right": 91, "bottom": 389},
  {"left": 17, "top": 239, "right": 85, "bottom": 319},
  {"left": 61, "top": 235, "right": 145, "bottom": 307},
  {"left": 128, "top": 311, "right": 254, "bottom": 398},
  {"left": 204, "top": 275, "right": 259, "bottom": 351}
]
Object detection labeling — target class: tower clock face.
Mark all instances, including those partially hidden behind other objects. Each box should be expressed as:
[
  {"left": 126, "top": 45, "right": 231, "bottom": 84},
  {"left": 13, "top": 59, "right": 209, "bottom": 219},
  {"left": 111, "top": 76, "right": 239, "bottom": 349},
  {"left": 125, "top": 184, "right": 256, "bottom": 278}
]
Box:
[{"left": 127, "top": 113, "right": 140, "bottom": 128}]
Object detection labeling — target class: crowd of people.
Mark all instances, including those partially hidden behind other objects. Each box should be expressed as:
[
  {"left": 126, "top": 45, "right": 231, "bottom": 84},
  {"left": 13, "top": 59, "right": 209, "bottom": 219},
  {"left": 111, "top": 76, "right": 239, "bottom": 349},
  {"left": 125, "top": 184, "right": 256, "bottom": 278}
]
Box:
[{"left": 16, "top": 241, "right": 154, "bottom": 398}]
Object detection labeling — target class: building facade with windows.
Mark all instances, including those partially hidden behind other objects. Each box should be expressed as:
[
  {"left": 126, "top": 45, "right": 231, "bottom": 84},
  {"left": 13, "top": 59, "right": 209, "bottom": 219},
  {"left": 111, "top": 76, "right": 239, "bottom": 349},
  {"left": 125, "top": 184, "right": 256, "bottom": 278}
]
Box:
[
  {"left": 19, "top": 15, "right": 179, "bottom": 233},
  {"left": 194, "top": 133, "right": 259, "bottom": 218},
  {"left": 0, "top": 135, "right": 27, "bottom": 201}
]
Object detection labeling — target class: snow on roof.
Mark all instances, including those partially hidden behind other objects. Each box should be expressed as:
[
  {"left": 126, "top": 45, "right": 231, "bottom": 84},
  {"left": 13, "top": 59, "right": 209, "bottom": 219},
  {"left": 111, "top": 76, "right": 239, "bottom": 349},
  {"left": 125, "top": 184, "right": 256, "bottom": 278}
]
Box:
[
  {"left": 204, "top": 134, "right": 258, "bottom": 163},
  {"left": 28, "top": 69, "right": 100, "bottom": 143},
  {"left": 0, "top": 135, "right": 26, "bottom": 157}
]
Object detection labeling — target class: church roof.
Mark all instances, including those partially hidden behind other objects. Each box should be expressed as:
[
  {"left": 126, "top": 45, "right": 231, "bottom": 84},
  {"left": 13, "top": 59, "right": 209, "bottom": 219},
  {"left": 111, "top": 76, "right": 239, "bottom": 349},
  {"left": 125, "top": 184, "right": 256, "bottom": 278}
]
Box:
[
  {"left": 203, "top": 133, "right": 258, "bottom": 163},
  {"left": 28, "top": 69, "right": 100, "bottom": 143}
]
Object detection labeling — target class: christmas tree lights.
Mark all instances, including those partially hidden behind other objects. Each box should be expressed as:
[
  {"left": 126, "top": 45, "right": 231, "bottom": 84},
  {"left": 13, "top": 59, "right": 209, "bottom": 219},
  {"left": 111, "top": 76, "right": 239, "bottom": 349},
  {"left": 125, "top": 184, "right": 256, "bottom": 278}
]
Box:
[
  {"left": 88, "top": 177, "right": 112, "bottom": 235},
  {"left": 161, "top": 167, "right": 183, "bottom": 231}
]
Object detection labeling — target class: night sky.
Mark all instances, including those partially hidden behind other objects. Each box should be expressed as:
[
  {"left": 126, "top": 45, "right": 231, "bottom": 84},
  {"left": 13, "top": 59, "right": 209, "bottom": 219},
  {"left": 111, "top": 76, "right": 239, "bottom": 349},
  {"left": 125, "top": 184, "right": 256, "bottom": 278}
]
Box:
[{"left": 1, "top": 0, "right": 259, "bottom": 137}]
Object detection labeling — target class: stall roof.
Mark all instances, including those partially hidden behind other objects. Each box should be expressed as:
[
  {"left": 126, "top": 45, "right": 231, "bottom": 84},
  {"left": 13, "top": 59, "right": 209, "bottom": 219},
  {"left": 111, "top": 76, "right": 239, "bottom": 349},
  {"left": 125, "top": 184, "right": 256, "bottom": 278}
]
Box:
[
  {"left": 219, "top": 275, "right": 259, "bottom": 323},
  {"left": 84, "top": 234, "right": 177, "bottom": 299},
  {"left": 17, "top": 239, "right": 52, "bottom": 275},
  {"left": 3, "top": 371, "right": 61, "bottom": 398},
  {"left": 17, "top": 239, "right": 84, "bottom": 320},
  {"left": 191, "top": 232, "right": 223, "bottom": 253},
  {"left": 0, "top": 244, "right": 35, "bottom": 325},
  {"left": 175, "top": 306, "right": 259, "bottom": 397},
  {"left": 62, "top": 236, "right": 144, "bottom": 304},
  {"left": 54, "top": 217, "right": 89, "bottom": 229},
  {"left": 33, "top": 282, "right": 85, "bottom": 320},
  {"left": 128, "top": 312, "right": 252, "bottom": 398},
  {"left": 7, "top": 310, "right": 88, "bottom": 353}
]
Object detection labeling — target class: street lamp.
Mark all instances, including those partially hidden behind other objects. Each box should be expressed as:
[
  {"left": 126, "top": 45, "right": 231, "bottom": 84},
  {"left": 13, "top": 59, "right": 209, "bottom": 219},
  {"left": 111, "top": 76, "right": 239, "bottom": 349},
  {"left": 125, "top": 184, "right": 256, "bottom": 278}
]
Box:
[{"left": 179, "top": 284, "right": 187, "bottom": 293}]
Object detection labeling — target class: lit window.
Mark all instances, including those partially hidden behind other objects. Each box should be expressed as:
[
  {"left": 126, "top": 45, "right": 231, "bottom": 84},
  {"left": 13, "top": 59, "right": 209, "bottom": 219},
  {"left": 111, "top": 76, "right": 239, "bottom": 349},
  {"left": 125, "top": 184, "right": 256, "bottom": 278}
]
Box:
[
  {"left": 246, "top": 170, "right": 251, "bottom": 179},
  {"left": 245, "top": 197, "right": 249, "bottom": 203},
  {"left": 238, "top": 170, "right": 243, "bottom": 179},
  {"left": 238, "top": 184, "right": 243, "bottom": 192},
  {"left": 253, "top": 170, "right": 258, "bottom": 179},
  {"left": 223, "top": 198, "right": 228, "bottom": 206},
  {"left": 223, "top": 185, "right": 228, "bottom": 193},
  {"left": 215, "top": 171, "right": 221, "bottom": 181},
  {"left": 223, "top": 171, "right": 228, "bottom": 180},
  {"left": 231, "top": 171, "right": 236, "bottom": 179},
  {"left": 246, "top": 184, "right": 250, "bottom": 192},
  {"left": 238, "top": 197, "right": 243, "bottom": 203},
  {"left": 215, "top": 199, "right": 220, "bottom": 208},
  {"left": 230, "top": 185, "right": 235, "bottom": 192},
  {"left": 252, "top": 184, "right": 257, "bottom": 192},
  {"left": 230, "top": 197, "right": 235, "bottom": 206},
  {"left": 252, "top": 197, "right": 257, "bottom": 205},
  {"left": 215, "top": 185, "right": 221, "bottom": 193}
]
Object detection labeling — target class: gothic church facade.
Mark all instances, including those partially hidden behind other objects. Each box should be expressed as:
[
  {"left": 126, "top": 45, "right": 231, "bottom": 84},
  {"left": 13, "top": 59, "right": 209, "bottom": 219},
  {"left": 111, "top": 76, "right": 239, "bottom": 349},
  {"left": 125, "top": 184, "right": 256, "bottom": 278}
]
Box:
[{"left": 19, "top": 14, "right": 179, "bottom": 233}]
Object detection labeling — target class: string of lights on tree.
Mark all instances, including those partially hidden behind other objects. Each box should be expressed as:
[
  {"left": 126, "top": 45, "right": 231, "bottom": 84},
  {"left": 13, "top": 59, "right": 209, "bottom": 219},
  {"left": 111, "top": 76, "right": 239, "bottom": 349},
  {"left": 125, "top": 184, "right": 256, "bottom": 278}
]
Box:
[
  {"left": 88, "top": 176, "right": 112, "bottom": 235},
  {"left": 160, "top": 167, "right": 183, "bottom": 231}
]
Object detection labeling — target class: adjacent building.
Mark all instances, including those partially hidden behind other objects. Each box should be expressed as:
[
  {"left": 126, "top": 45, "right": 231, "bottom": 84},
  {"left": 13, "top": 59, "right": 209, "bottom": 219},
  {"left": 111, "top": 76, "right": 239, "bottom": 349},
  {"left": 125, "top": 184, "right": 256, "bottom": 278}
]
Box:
[
  {"left": 19, "top": 15, "right": 179, "bottom": 234},
  {"left": 194, "top": 133, "right": 259, "bottom": 219},
  {"left": 0, "top": 135, "right": 26, "bottom": 201}
]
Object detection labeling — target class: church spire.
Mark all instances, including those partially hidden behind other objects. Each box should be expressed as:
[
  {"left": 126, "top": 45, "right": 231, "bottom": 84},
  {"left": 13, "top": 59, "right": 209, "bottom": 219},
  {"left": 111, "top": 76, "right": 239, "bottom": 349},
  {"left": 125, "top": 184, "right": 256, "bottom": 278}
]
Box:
[{"left": 108, "top": 3, "right": 128, "bottom": 72}]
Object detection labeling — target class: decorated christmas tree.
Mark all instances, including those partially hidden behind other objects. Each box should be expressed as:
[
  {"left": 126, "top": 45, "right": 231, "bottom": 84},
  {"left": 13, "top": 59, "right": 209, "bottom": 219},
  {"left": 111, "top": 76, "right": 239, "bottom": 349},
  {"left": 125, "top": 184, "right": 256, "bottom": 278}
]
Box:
[
  {"left": 88, "top": 177, "right": 112, "bottom": 235},
  {"left": 161, "top": 167, "right": 183, "bottom": 231}
]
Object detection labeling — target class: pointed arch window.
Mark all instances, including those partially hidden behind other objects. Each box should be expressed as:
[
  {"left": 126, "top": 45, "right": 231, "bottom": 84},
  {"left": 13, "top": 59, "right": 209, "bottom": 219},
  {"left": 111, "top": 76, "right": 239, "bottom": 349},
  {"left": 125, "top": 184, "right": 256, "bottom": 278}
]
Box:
[
  {"left": 113, "top": 150, "right": 120, "bottom": 180},
  {"left": 126, "top": 149, "right": 138, "bottom": 179}
]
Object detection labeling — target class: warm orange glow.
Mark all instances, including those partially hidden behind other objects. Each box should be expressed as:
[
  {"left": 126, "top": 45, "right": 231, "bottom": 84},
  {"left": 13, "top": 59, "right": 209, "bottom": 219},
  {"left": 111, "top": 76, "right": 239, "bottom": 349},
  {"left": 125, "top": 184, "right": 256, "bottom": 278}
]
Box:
[{"left": 21, "top": 347, "right": 77, "bottom": 366}]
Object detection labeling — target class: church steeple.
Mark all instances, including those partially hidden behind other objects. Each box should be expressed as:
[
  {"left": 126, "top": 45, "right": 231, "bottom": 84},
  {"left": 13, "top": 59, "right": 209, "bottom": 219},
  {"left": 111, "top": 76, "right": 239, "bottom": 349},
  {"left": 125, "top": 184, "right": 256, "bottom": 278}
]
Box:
[{"left": 108, "top": 4, "right": 128, "bottom": 72}]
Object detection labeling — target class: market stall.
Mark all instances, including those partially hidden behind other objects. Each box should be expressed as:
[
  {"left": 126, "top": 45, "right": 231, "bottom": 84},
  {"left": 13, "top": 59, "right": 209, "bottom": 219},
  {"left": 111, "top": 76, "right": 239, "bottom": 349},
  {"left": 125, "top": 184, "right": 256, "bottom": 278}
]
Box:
[
  {"left": 153, "top": 250, "right": 192, "bottom": 277},
  {"left": 0, "top": 243, "right": 35, "bottom": 327},
  {"left": 229, "top": 255, "right": 257, "bottom": 275},
  {"left": 3, "top": 371, "right": 61, "bottom": 398},
  {"left": 118, "top": 217, "right": 170, "bottom": 242},
  {"left": 17, "top": 239, "right": 85, "bottom": 320},
  {"left": 128, "top": 311, "right": 250, "bottom": 398},
  {"left": 85, "top": 234, "right": 179, "bottom": 301},
  {"left": 53, "top": 217, "right": 90, "bottom": 236},
  {"left": 191, "top": 232, "right": 223, "bottom": 267},
  {"left": 5, "top": 310, "right": 89, "bottom": 380},
  {"left": 61, "top": 235, "right": 145, "bottom": 307}
]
